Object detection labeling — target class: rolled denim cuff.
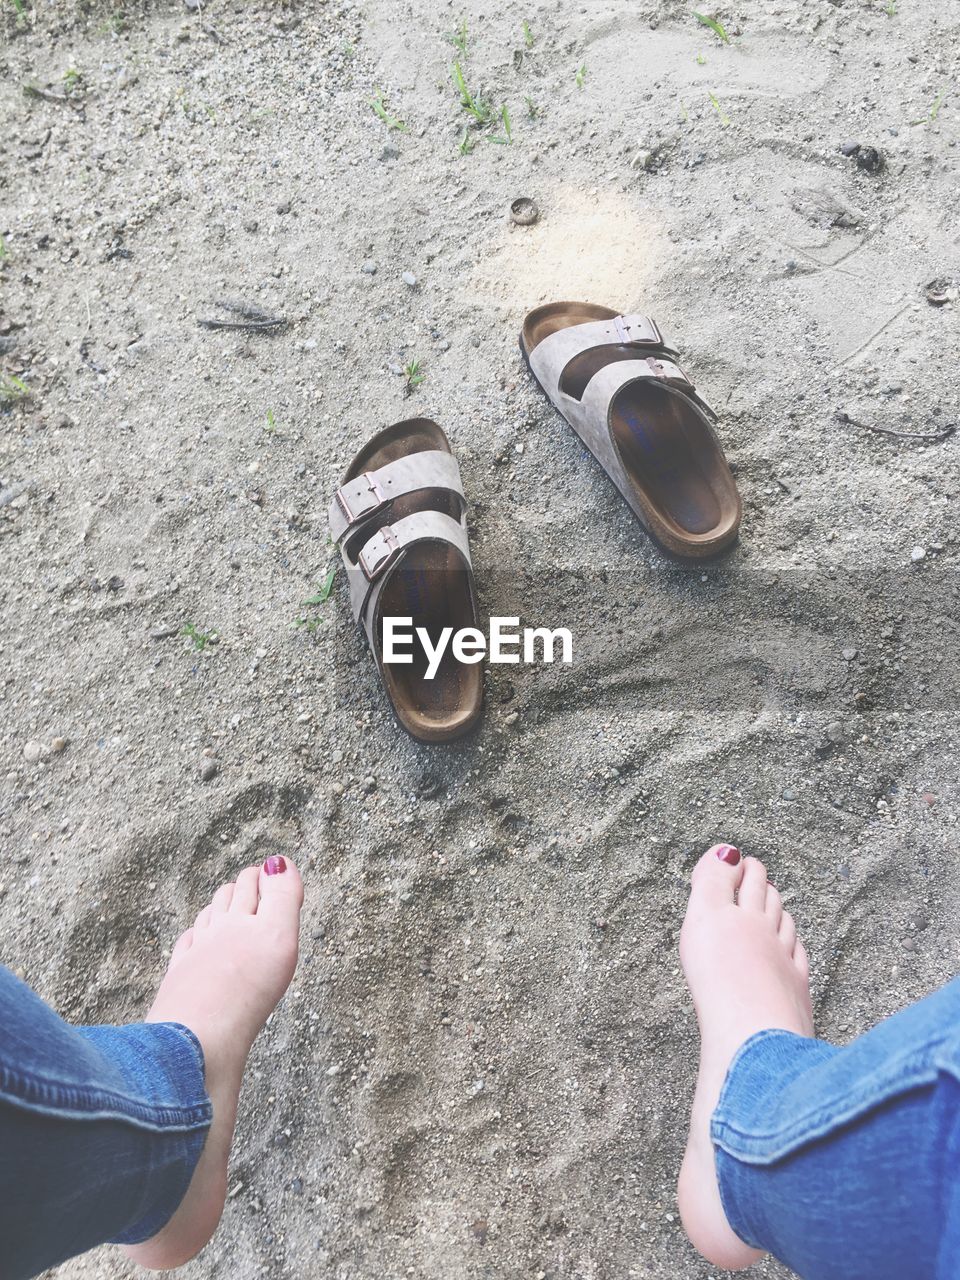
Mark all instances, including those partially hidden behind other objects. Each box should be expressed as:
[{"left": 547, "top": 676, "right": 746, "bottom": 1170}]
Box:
[
  {"left": 710, "top": 1029, "right": 839, "bottom": 1250},
  {"left": 109, "top": 1116, "right": 210, "bottom": 1245},
  {"left": 75, "top": 1022, "right": 212, "bottom": 1246},
  {"left": 75, "top": 1021, "right": 212, "bottom": 1133}
]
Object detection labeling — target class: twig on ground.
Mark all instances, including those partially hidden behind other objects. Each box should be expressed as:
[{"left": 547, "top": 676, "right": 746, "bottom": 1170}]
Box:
[
  {"left": 836, "top": 411, "right": 955, "bottom": 443},
  {"left": 22, "top": 82, "right": 73, "bottom": 104},
  {"left": 198, "top": 298, "right": 287, "bottom": 332}
]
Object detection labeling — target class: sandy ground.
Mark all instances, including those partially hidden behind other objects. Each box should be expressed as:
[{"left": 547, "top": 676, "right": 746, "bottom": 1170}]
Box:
[{"left": 2, "top": 1, "right": 960, "bottom": 1277}]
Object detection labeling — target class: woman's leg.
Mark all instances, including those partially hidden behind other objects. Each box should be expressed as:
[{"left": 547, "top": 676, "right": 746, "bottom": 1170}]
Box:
[
  {"left": 677, "top": 844, "right": 960, "bottom": 1279},
  {"left": 0, "top": 856, "right": 303, "bottom": 1280}
]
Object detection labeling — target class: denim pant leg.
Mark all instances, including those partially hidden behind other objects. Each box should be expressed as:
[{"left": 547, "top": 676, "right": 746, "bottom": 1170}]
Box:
[
  {"left": 0, "top": 965, "right": 212, "bottom": 1280},
  {"left": 711, "top": 976, "right": 960, "bottom": 1280}
]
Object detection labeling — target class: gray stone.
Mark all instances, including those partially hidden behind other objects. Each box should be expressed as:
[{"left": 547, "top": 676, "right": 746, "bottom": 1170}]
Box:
[
  {"left": 199, "top": 758, "right": 219, "bottom": 782},
  {"left": 0, "top": 482, "right": 31, "bottom": 509}
]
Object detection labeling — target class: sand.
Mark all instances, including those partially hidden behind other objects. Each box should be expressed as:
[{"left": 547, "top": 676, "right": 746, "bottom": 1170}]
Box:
[{"left": 1, "top": 1, "right": 959, "bottom": 1277}]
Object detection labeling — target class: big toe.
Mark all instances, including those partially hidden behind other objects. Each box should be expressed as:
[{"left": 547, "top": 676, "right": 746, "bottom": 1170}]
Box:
[
  {"left": 689, "top": 843, "right": 745, "bottom": 908},
  {"left": 257, "top": 856, "right": 304, "bottom": 930}
]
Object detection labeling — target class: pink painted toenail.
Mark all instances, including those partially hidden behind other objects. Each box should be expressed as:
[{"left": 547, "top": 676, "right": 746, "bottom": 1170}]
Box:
[
  {"left": 714, "top": 843, "right": 741, "bottom": 866},
  {"left": 263, "top": 856, "right": 287, "bottom": 876}
]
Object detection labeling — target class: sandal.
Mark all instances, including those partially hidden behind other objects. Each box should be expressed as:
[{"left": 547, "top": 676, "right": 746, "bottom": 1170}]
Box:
[
  {"left": 328, "top": 418, "right": 483, "bottom": 744},
  {"left": 520, "top": 302, "right": 741, "bottom": 557}
]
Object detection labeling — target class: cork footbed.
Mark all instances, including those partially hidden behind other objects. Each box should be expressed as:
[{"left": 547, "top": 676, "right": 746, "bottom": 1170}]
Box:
[
  {"left": 341, "top": 419, "right": 482, "bottom": 743},
  {"left": 521, "top": 303, "right": 741, "bottom": 555}
]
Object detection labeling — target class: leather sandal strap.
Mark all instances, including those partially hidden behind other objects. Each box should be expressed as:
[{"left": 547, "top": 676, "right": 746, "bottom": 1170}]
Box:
[
  {"left": 344, "top": 509, "right": 472, "bottom": 625},
  {"left": 579, "top": 355, "right": 717, "bottom": 424},
  {"left": 528, "top": 313, "right": 673, "bottom": 397},
  {"left": 328, "top": 450, "right": 464, "bottom": 542}
]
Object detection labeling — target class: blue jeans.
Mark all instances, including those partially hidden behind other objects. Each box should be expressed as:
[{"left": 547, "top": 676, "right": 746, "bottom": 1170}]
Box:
[
  {"left": 0, "top": 965, "right": 211, "bottom": 1280},
  {"left": 3, "top": 969, "right": 958, "bottom": 1280},
  {"left": 713, "top": 975, "right": 960, "bottom": 1279}
]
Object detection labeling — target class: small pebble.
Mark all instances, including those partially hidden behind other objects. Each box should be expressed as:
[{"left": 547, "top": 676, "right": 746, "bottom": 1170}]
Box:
[
  {"left": 23, "top": 740, "right": 42, "bottom": 764},
  {"left": 839, "top": 139, "right": 860, "bottom": 157},
  {"left": 361, "top": 261, "right": 377, "bottom": 275},
  {"left": 855, "top": 146, "right": 884, "bottom": 173},
  {"left": 50, "top": 737, "right": 67, "bottom": 754},
  {"left": 199, "top": 759, "right": 219, "bottom": 782},
  {"left": 401, "top": 271, "right": 417, "bottom": 287},
  {"left": 825, "top": 720, "right": 845, "bottom": 744},
  {"left": 842, "top": 647, "right": 858, "bottom": 661},
  {"left": 911, "top": 545, "right": 927, "bottom": 563}
]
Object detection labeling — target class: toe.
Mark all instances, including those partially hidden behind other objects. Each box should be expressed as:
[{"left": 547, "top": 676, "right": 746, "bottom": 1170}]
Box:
[
  {"left": 231, "top": 865, "right": 261, "bottom": 915},
  {"left": 211, "top": 882, "right": 235, "bottom": 914},
  {"left": 765, "top": 884, "right": 783, "bottom": 928},
  {"left": 779, "top": 911, "right": 797, "bottom": 954},
  {"left": 171, "top": 928, "right": 195, "bottom": 960},
  {"left": 737, "top": 856, "right": 768, "bottom": 912},
  {"left": 194, "top": 905, "right": 213, "bottom": 930},
  {"left": 256, "top": 856, "right": 304, "bottom": 930},
  {"left": 689, "top": 844, "right": 745, "bottom": 907}
]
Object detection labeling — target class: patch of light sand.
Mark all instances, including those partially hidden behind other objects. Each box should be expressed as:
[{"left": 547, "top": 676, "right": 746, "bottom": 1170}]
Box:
[{"left": 471, "top": 187, "right": 666, "bottom": 314}]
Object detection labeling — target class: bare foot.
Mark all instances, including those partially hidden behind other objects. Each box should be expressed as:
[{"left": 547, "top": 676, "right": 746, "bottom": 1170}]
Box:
[
  {"left": 121, "top": 856, "right": 303, "bottom": 1270},
  {"left": 677, "top": 844, "right": 813, "bottom": 1271}
]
